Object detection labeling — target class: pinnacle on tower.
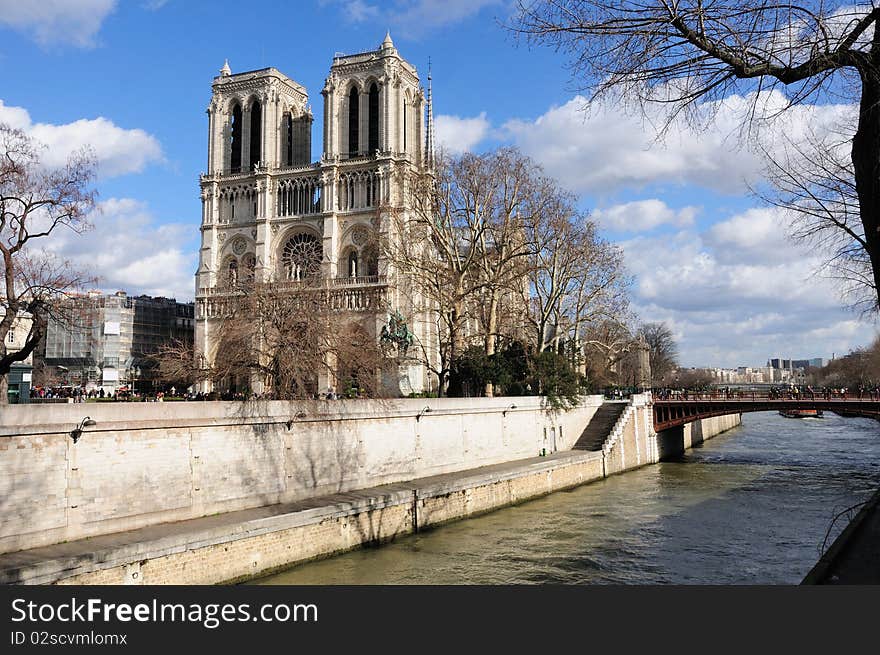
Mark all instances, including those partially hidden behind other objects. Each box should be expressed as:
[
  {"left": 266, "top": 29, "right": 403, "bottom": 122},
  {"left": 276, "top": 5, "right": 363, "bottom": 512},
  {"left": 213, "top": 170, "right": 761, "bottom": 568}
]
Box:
[
  {"left": 220, "top": 59, "right": 231, "bottom": 76},
  {"left": 382, "top": 31, "right": 394, "bottom": 51}
]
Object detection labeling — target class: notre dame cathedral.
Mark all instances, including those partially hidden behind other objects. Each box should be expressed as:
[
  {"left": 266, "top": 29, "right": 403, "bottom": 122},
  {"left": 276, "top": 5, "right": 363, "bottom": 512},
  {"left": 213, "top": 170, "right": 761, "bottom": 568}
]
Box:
[{"left": 194, "top": 34, "right": 436, "bottom": 396}]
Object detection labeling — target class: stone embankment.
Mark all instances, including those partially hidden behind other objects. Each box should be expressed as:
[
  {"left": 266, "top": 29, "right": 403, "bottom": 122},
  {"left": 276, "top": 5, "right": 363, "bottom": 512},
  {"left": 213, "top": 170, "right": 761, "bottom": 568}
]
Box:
[{"left": 0, "top": 395, "right": 740, "bottom": 585}]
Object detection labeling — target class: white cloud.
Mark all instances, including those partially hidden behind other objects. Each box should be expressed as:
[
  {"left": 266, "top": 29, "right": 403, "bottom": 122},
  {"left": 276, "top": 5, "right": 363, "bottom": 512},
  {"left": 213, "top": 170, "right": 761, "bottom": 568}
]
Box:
[
  {"left": 435, "top": 112, "right": 490, "bottom": 154},
  {"left": 338, "top": 0, "right": 381, "bottom": 23},
  {"left": 593, "top": 199, "right": 698, "bottom": 232},
  {"left": 618, "top": 206, "right": 877, "bottom": 367},
  {"left": 0, "top": 100, "right": 163, "bottom": 178},
  {"left": 322, "top": 0, "right": 502, "bottom": 35},
  {"left": 503, "top": 90, "right": 854, "bottom": 196},
  {"left": 43, "top": 198, "right": 197, "bottom": 301},
  {"left": 0, "top": 0, "right": 116, "bottom": 48},
  {"left": 389, "top": 0, "right": 503, "bottom": 36},
  {"left": 705, "top": 207, "right": 801, "bottom": 264}
]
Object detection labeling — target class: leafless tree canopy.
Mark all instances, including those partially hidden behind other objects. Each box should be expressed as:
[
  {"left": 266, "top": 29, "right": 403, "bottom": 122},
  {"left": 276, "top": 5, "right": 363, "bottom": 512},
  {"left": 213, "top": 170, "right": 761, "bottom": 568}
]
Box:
[
  {"left": 756, "top": 123, "right": 875, "bottom": 310},
  {"left": 809, "top": 335, "right": 880, "bottom": 388},
  {"left": 0, "top": 123, "right": 97, "bottom": 402},
  {"left": 153, "top": 283, "right": 388, "bottom": 399},
  {"left": 385, "top": 146, "right": 633, "bottom": 394},
  {"left": 669, "top": 366, "right": 716, "bottom": 388},
  {"left": 639, "top": 321, "right": 680, "bottom": 383},
  {"left": 513, "top": 1, "right": 871, "bottom": 109},
  {"left": 512, "top": 1, "right": 880, "bottom": 309},
  {"left": 386, "top": 148, "right": 556, "bottom": 392}
]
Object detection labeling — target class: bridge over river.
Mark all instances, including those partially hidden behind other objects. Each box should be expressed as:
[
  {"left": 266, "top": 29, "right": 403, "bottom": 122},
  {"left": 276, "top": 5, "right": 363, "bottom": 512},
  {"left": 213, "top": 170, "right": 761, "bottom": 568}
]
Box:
[{"left": 653, "top": 391, "right": 880, "bottom": 431}]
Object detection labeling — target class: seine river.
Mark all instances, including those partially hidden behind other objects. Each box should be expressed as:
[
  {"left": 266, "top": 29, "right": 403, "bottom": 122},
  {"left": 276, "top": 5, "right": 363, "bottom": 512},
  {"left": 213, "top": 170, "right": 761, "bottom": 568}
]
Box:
[{"left": 253, "top": 411, "right": 880, "bottom": 584}]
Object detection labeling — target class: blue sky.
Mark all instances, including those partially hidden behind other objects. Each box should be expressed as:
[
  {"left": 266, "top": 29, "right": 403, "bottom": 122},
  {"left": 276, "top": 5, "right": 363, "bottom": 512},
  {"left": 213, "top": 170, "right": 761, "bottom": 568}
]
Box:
[{"left": 1, "top": 0, "right": 875, "bottom": 367}]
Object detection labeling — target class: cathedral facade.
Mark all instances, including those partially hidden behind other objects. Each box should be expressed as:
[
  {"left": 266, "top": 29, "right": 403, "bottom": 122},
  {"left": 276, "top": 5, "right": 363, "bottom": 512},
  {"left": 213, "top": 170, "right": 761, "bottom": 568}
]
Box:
[{"left": 194, "top": 34, "right": 436, "bottom": 396}]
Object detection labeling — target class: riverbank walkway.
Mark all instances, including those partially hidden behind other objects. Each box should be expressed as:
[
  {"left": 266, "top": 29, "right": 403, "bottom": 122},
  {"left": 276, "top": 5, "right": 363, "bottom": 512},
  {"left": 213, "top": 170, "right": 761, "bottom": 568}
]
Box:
[
  {"left": 5, "top": 442, "right": 877, "bottom": 585},
  {"left": 0, "top": 449, "right": 601, "bottom": 585}
]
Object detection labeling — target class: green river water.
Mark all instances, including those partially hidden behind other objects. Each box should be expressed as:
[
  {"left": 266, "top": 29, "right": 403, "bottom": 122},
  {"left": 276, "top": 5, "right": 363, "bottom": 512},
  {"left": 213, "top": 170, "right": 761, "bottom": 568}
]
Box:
[{"left": 253, "top": 411, "right": 880, "bottom": 584}]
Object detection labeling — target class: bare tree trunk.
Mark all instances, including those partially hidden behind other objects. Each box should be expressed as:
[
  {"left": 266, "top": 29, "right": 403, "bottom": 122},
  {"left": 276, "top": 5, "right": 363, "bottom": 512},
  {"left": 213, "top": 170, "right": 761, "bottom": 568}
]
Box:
[
  {"left": 853, "top": 71, "right": 880, "bottom": 303},
  {"left": 483, "top": 293, "right": 499, "bottom": 397}
]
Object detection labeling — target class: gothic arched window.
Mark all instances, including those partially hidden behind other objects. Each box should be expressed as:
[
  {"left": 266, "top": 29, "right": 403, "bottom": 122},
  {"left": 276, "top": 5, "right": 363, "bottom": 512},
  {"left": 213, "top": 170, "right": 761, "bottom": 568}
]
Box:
[
  {"left": 363, "top": 244, "right": 379, "bottom": 277},
  {"left": 230, "top": 103, "right": 242, "bottom": 173},
  {"left": 280, "top": 233, "right": 322, "bottom": 281},
  {"left": 283, "top": 113, "right": 293, "bottom": 166},
  {"left": 249, "top": 99, "right": 262, "bottom": 168},
  {"left": 348, "top": 85, "right": 359, "bottom": 158},
  {"left": 368, "top": 83, "right": 379, "bottom": 153},
  {"left": 227, "top": 258, "right": 238, "bottom": 286}
]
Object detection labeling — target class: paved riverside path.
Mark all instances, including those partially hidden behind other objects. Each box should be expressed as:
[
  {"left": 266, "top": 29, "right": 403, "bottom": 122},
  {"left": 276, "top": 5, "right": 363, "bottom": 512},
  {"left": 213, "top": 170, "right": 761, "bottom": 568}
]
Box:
[
  {"left": 802, "top": 486, "right": 880, "bottom": 585},
  {"left": 0, "top": 450, "right": 601, "bottom": 585}
]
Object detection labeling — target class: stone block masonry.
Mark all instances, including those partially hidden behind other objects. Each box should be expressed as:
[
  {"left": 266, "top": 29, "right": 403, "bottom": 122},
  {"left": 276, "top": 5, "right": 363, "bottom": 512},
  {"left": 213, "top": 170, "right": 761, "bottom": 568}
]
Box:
[
  {"left": 0, "top": 396, "right": 601, "bottom": 555},
  {"left": 654, "top": 413, "right": 742, "bottom": 460},
  {"left": 1, "top": 451, "right": 605, "bottom": 585},
  {"left": 0, "top": 395, "right": 741, "bottom": 584}
]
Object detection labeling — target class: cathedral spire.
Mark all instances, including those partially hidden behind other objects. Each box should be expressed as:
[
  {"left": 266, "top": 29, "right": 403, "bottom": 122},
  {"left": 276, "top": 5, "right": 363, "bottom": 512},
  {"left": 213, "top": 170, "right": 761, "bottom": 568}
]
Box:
[
  {"left": 425, "top": 57, "right": 435, "bottom": 169},
  {"left": 220, "top": 59, "right": 231, "bottom": 76}
]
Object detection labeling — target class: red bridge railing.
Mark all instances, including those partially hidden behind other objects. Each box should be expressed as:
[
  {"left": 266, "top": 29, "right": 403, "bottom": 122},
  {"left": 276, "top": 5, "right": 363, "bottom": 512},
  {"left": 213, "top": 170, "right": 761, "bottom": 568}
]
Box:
[
  {"left": 650, "top": 389, "right": 880, "bottom": 431},
  {"left": 652, "top": 390, "right": 880, "bottom": 402}
]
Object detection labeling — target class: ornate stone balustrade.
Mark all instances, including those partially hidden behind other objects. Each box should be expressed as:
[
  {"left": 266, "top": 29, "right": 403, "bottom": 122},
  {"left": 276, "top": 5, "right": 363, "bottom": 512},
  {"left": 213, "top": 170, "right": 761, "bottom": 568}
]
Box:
[{"left": 196, "top": 277, "right": 387, "bottom": 318}]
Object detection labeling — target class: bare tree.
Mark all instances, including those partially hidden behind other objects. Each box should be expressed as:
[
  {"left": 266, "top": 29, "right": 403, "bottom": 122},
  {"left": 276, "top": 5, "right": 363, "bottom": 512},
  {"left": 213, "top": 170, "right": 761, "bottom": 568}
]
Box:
[
  {"left": 581, "top": 317, "right": 639, "bottom": 387},
  {"left": 470, "top": 148, "right": 553, "bottom": 395},
  {"left": 383, "top": 154, "right": 479, "bottom": 394},
  {"left": 756, "top": 122, "right": 875, "bottom": 310},
  {"left": 156, "top": 282, "right": 389, "bottom": 399},
  {"left": 386, "top": 145, "right": 635, "bottom": 396},
  {"left": 639, "top": 321, "right": 680, "bottom": 384},
  {"left": 0, "top": 124, "right": 97, "bottom": 403},
  {"left": 385, "top": 148, "right": 554, "bottom": 394},
  {"left": 524, "top": 202, "right": 632, "bottom": 368},
  {"left": 150, "top": 338, "right": 201, "bottom": 391},
  {"left": 672, "top": 367, "right": 716, "bottom": 389},
  {"left": 511, "top": 1, "right": 880, "bottom": 308}
]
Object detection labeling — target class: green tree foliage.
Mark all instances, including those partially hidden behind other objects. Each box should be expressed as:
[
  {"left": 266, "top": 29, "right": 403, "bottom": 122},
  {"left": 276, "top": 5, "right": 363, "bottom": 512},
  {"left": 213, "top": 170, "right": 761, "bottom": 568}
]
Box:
[{"left": 447, "top": 340, "right": 584, "bottom": 409}]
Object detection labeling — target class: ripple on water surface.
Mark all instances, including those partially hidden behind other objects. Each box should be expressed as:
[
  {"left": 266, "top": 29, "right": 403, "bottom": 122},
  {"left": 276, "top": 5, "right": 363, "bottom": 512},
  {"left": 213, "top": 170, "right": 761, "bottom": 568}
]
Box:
[{"left": 252, "top": 412, "right": 880, "bottom": 585}]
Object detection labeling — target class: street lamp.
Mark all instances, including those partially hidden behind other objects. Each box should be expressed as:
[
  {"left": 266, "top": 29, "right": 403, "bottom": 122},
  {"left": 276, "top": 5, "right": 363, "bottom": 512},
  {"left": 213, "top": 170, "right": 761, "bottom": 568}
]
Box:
[{"left": 70, "top": 416, "right": 96, "bottom": 444}]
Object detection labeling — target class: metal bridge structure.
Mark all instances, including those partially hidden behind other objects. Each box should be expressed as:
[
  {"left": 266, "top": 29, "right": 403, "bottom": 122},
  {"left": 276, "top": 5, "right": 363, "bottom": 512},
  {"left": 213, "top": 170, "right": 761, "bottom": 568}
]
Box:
[{"left": 652, "top": 391, "right": 880, "bottom": 431}]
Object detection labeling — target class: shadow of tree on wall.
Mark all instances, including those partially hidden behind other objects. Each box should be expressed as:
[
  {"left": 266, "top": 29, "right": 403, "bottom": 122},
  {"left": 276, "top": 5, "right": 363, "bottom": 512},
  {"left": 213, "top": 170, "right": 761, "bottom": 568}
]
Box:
[{"left": 231, "top": 396, "right": 426, "bottom": 555}]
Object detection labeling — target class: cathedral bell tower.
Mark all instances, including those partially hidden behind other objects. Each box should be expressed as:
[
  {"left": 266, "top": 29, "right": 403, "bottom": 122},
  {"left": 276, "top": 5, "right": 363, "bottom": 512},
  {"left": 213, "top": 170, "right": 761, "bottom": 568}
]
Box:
[{"left": 321, "top": 32, "right": 426, "bottom": 164}]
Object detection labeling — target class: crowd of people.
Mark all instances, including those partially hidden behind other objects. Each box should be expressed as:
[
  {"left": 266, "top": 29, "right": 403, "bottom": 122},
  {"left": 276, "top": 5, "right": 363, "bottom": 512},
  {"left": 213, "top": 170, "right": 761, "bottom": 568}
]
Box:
[
  {"left": 29, "top": 386, "right": 172, "bottom": 403},
  {"left": 651, "top": 385, "right": 880, "bottom": 400}
]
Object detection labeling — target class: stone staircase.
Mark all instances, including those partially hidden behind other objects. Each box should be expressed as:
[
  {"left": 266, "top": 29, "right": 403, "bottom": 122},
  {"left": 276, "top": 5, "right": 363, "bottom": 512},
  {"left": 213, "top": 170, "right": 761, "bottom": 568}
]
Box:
[{"left": 573, "top": 402, "right": 629, "bottom": 451}]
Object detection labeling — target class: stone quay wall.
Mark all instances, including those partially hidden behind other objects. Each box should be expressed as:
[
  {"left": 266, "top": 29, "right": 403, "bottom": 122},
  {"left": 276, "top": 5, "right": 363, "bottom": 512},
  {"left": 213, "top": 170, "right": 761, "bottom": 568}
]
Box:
[
  {"left": 48, "top": 452, "right": 607, "bottom": 585},
  {"left": 654, "top": 413, "right": 743, "bottom": 460},
  {"left": 0, "top": 396, "right": 603, "bottom": 555}
]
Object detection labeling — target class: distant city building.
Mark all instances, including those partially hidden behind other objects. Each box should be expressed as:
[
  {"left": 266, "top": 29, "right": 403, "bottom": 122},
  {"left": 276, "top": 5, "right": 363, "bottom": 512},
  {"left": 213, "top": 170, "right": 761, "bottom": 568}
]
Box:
[
  {"left": 698, "top": 356, "right": 827, "bottom": 387},
  {"left": 38, "top": 291, "right": 194, "bottom": 393},
  {"left": 2, "top": 309, "right": 34, "bottom": 403},
  {"left": 768, "top": 356, "right": 826, "bottom": 371}
]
